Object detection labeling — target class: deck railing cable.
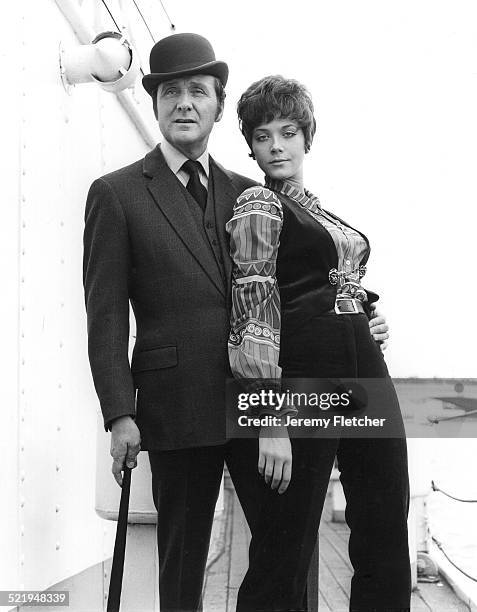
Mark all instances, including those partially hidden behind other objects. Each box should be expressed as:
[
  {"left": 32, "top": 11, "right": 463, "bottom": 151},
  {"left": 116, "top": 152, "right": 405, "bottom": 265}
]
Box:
[
  {"left": 430, "top": 480, "right": 477, "bottom": 583},
  {"left": 431, "top": 480, "right": 477, "bottom": 503},
  {"left": 431, "top": 536, "right": 477, "bottom": 583}
]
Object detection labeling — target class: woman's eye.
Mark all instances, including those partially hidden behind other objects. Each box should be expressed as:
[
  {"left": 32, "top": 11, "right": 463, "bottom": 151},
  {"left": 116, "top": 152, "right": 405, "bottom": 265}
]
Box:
[
  {"left": 284, "top": 131, "right": 297, "bottom": 138},
  {"left": 255, "top": 134, "right": 268, "bottom": 142}
]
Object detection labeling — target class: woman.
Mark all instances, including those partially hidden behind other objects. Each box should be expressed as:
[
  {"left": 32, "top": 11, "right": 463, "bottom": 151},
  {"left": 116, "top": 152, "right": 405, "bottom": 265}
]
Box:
[{"left": 227, "top": 76, "right": 411, "bottom": 611}]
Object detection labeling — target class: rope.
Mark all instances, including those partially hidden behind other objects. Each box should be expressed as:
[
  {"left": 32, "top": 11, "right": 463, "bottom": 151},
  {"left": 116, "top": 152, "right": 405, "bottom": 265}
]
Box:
[
  {"left": 432, "top": 536, "right": 477, "bottom": 583},
  {"left": 100, "top": 0, "right": 121, "bottom": 32},
  {"left": 431, "top": 480, "right": 477, "bottom": 503},
  {"left": 158, "top": 0, "right": 176, "bottom": 30},
  {"left": 131, "top": 0, "right": 156, "bottom": 43}
]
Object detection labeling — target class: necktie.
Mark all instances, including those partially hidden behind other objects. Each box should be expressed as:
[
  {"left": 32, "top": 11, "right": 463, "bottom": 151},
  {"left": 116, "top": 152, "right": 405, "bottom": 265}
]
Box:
[{"left": 182, "top": 160, "right": 207, "bottom": 212}]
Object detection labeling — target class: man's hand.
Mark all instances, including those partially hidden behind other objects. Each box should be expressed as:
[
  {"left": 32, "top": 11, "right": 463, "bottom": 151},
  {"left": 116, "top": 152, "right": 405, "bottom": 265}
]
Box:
[
  {"left": 110, "top": 416, "right": 141, "bottom": 487},
  {"left": 258, "top": 425, "right": 292, "bottom": 494},
  {"left": 369, "top": 305, "right": 390, "bottom": 351}
]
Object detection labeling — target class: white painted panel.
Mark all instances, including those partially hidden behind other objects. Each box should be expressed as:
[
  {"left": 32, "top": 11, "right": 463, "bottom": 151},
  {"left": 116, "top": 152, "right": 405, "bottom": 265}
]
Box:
[
  {"left": 3, "top": 0, "right": 159, "bottom": 592},
  {"left": 0, "top": 0, "right": 21, "bottom": 598}
]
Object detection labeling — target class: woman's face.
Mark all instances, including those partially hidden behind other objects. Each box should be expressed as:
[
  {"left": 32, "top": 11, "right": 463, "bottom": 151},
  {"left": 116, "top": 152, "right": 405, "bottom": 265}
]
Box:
[{"left": 251, "top": 117, "right": 306, "bottom": 184}]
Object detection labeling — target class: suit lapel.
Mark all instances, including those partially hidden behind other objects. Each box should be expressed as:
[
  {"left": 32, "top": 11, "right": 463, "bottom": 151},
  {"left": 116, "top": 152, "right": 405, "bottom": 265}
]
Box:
[
  {"left": 143, "top": 146, "right": 225, "bottom": 297},
  {"left": 209, "top": 157, "right": 237, "bottom": 294}
]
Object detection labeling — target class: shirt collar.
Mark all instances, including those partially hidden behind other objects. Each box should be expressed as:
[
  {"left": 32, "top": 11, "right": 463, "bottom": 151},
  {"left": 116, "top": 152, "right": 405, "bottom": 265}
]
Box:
[
  {"left": 160, "top": 139, "right": 209, "bottom": 178},
  {"left": 264, "top": 177, "right": 321, "bottom": 212}
]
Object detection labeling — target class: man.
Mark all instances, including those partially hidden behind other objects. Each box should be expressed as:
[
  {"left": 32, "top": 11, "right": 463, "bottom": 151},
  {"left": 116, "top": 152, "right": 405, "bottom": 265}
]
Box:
[
  {"left": 83, "top": 33, "right": 262, "bottom": 612},
  {"left": 83, "top": 33, "right": 390, "bottom": 612}
]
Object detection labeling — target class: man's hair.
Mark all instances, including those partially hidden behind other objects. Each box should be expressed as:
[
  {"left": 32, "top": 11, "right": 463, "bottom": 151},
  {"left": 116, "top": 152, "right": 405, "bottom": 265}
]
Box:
[
  {"left": 237, "top": 75, "right": 316, "bottom": 156},
  {"left": 152, "top": 76, "right": 226, "bottom": 119}
]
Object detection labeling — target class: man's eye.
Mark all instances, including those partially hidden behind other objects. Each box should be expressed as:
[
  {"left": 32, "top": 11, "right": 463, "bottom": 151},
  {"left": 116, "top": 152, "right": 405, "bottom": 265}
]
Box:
[
  {"left": 164, "top": 88, "right": 178, "bottom": 95},
  {"left": 192, "top": 88, "right": 206, "bottom": 95}
]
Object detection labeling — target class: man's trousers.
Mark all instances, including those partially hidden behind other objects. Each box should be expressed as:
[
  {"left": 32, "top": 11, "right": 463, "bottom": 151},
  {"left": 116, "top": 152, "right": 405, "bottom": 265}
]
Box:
[{"left": 148, "top": 439, "right": 263, "bottom": 612}]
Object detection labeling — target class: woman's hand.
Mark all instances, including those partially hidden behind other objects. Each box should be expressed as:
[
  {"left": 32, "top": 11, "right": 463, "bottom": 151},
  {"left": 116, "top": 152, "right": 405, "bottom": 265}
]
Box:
[
  {"left": 258, "top": 425, "right": 292, "bottom": 494},
  {"left": 369, "top": 305, "right": 390, "bottom": 351}
]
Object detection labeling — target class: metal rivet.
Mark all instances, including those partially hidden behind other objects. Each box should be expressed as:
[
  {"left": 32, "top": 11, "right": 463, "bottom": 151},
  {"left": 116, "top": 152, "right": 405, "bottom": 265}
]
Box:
[
  {"left": 56, "top": 465, "right": 60, "bottom": 472},
  {"left": 56, "top": 505, "right": 60, "bottom": 513},
  {"left": 20, "top": 498, "right": 25, "bottom": 508},
  {"left": 56, "top": 542, "right": 60, "bottom": 551}
]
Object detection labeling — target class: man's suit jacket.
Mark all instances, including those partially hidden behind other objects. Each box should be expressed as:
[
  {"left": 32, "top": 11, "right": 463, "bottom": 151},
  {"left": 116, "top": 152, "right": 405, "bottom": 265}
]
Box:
[{"left": 83, "top": 145, "right": 255, "bottom": 451}]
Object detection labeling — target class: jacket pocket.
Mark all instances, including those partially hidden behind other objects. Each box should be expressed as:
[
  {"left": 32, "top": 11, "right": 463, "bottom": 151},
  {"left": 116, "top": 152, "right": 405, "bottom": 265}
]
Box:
[{"left": 131, "top": 346, "right": 177, "bottom": 372}]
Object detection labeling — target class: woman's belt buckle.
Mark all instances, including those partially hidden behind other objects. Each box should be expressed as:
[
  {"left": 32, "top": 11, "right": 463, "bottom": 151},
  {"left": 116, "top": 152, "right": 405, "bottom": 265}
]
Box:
[{"left": 334, "top": 298, "right": 361, "bottom": 314}]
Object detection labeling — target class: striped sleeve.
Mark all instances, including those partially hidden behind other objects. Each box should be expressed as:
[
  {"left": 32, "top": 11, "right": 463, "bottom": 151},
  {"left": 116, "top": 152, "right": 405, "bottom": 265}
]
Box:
[{"left": 226, "top": 186, "right": 284, "bottom": 405}]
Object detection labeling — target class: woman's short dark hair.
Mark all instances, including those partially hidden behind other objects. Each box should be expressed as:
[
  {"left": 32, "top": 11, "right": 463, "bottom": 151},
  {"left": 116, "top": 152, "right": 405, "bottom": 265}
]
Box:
[
  {"left": 237, "top": 75, "right": 316, "bottom": 156},
  {"left": 152, "top": 76, "right": 226, "bottom": 119}
]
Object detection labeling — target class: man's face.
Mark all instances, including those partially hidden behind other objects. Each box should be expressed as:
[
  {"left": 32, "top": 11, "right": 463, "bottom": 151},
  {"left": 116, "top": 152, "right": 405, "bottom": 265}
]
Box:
[{"left": 156, "top": 74, "right": 223, "bottom": 158}]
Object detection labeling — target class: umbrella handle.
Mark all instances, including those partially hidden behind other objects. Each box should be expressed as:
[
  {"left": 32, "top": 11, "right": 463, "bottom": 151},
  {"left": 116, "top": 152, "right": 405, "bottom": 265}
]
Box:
[{"left": 107, "top": 466, "right": 132, "bottom": 612}]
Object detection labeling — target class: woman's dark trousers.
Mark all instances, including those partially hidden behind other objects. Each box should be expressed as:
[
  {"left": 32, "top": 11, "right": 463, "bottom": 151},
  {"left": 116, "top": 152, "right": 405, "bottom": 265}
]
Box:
[{"left": 236, "top": 313, "right": 411, "bottom": 612}]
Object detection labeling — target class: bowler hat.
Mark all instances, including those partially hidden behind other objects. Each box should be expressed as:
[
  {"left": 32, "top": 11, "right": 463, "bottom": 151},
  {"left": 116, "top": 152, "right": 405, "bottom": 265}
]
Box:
[{"left": 142, "top": 33, "right": 229, "bottom": 96}]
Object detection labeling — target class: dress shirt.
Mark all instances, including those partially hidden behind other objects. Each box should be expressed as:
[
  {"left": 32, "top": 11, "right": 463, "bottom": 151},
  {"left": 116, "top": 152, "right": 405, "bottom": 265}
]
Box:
[
  {"left": 264, "top": 178, "right": 368, "bottom": 292},
  {"left": 160, "top": 139, "right": 209, "bottom": 191}
]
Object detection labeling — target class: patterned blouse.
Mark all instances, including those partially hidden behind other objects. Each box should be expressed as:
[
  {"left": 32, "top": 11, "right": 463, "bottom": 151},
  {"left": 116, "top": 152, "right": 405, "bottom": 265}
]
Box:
[{"left": 226, "top": 178, "right": 368, "bottom": 391}]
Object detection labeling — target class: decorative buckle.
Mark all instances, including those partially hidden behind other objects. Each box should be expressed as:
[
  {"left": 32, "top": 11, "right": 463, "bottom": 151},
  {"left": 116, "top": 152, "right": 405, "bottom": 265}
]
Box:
[
  {"left": 328, "top": 268, "right": 339, "bottom": 285},
  {"left": 335, "top": 298, "right": 359, "bottom": 314}
]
